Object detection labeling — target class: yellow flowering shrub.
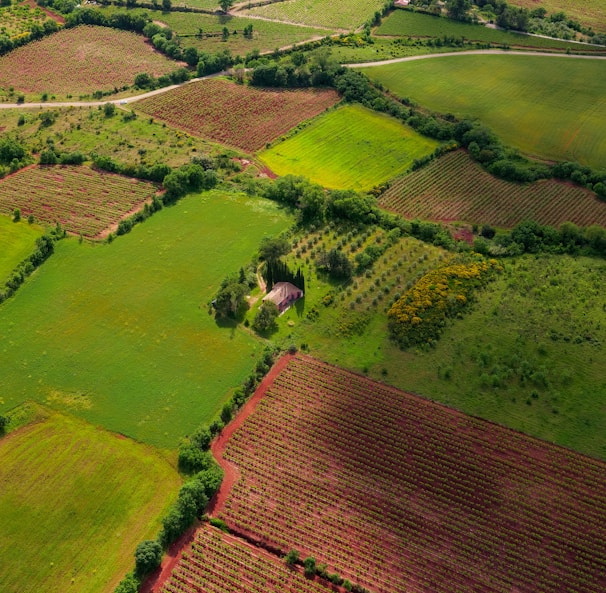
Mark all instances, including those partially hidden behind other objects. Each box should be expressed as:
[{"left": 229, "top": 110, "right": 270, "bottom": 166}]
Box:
[{"left": 388, "top": 255, "right": 502, "bottom": 348}]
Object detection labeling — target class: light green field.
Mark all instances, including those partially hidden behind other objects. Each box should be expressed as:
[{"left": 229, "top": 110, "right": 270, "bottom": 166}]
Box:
[
  {"left": 0, "top": 190, "right": 292, "bottom": 448},
  {"left": 0, "top": 411, "right": 180, "bottom": 593},
  {"left": 370, "top": 255, "right": 606, "bottom": 461},
  {"left": 361, "top": 54, "right": 606, "bottom": 168},
  {"left": 0, "top": 215, "right": 44, "bottom": 284},
  {"left": 508, "top": 0, "right": 606, "bottom": 34},
  {"left": 242, "top": 0, "right": 384, "bottom": 31},
  {"left": 376, "top": 10, "right": 605, "bottom": 52},
  {"left": 259, "top": 104, "right": 439, "bottom": 190}
]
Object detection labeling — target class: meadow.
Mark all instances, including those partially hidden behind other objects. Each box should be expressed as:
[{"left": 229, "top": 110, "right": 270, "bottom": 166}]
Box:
[
  {"left": 507, "top": 0, "right": 606, "bottom": 33},
  {"left": 217, "top": 354, "right": 606, "bottom": 593},
  {"left": 0, "top": 189, "right": 292, "bottom": 448},
  {"left": 376, "top": 9, "right": 606, "bottom": 52},
  {"left": 242, "top": 0, "right": 384, "bottom": 31},
  {"left": 380, "top": 150, "right": 606, "bottom": 228},
  {"left": 0, "top": 165, "right": 159, "bottom": 238},
  {"left": 259, "top": 104, "right": 439, "bottom": 190},
  {"left": 0, "top": 410, "right": 181, "bottom": 593},
  {"left": 0, "top": 215, "right": 44, "bottom": 283},
  {"left": 361, "top": 54, "right": 606, "bottom": 168},
  {"left": 0, "top": 106, "right": 216, "bottom": 168},
  {"left": 136, "top": 78, "right": 340, "bottom": 152},
  {"left": 375, "top": 255, "right": 606, "bottom": 461},
  {"left": 0, "top": 25, "right": 178, "bottom": 98}
]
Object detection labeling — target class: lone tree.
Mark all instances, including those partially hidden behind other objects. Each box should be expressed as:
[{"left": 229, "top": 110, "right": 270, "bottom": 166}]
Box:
[
  {"left": 134, "top": 540, "right": 163, "bottom": 578},
  {"left": 218, "top": 0, "right": 233, "bottom": 12},
  {"left": 253, "top": 301, "right": 279, "bottom": 333},
  {"left": 446, "top": 0, "right": 471, "bottom": 20}
]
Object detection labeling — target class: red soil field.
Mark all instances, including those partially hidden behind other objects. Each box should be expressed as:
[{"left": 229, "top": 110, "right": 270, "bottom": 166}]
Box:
[
  {"left": 379, "top": 150, "right": 606, "bottom": 229},
  {"left": 135, "top": 78, "right": 341, "bottom": 153},
  {"left": 0, "top": 165, "right": 158, "bottom": 238},
  {"left": 0, "top": 26, "right": 178, "bottom": 95},
  {"left": 210, "top": 354, "right": 606, "bottom": 593}
]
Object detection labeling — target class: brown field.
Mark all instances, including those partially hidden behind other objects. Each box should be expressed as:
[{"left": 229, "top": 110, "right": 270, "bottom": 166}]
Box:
[
  {"left": 204, "top": 354, "right": 606, "bottom": 593},
  {"left": 0, "top": 26, "right": 179, "bottom": 96},
  {"left": 135, "top": 78, "right": 341, "bottom": 153},
  {"left": 0, "top": 165, "right": 158, "bottom": 238},
  {"left": 379, "top": 150, "right": 606, "bottom": 228}
]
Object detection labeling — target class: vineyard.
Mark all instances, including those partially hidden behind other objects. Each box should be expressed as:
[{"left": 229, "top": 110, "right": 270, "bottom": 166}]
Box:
[
  {"left": 242, "top": 0, "right": 384, "bottom": 30},
  {"left": 506, "top": 0, "right": 606, "bottom": 33},
  {"left": 210, "top": 354, "right": 606, "bottom": 593},
  {"left": 0, "top": 165, "right": 158, "bottom": 238},
  {"left": 161, "top": 524, "right": 331, "bottom": 593},
  {"left": 0, "top": 25, "right": 178, "bottom": 96},
  {"left": 259, "top": 104, "right": 439, "bottom": 190},
  {"left": 379, "top": 150, "right": 606, "bottom": 228},
  {"left": 135, "top": 79, "right": 340, "bottom": 153}
]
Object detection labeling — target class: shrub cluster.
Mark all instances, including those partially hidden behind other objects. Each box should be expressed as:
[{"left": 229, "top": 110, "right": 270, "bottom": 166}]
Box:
[
  {"left": 388, "top": 256, "right": 502, "bottom": 348},
  {"left": 0, "top": 18, "right": 59, "bottom": 57}
]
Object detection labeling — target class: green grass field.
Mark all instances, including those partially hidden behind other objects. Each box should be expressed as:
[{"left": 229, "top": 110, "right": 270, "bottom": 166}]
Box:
[
  {"left": 370, "top": 255, "right": 606, "bottom": 461},
  {"left": 259, "top": 104, "right": 439, "bottom": 190},
  {"left": 0, "top": 215, "right": 44, "bottom": 284},
  {"left": 507, "top": 0, "right": 606, "bottom": 34},
  {"left": 0, "top": 410, "right": 180, "bottom": 593},
  {"left": 0, "top": 189, "right": 292, "bottom": 448},
  {"left": 376, "top": 10, "right": 606, "bottom": 52},
  {"left": 242, "top": 0, "right": 384, "bottom": 30},
  {"left": 361, "top": 54, "right": 606, "bottom": 168}
]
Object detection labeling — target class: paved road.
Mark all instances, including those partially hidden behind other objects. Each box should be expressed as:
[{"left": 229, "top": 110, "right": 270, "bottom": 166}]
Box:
[
  {"left": 0, "top": 50, "right": 604, "bottom": 110},
  {"left": 346, "top": 49, "right": 606, "bottom": 68}
]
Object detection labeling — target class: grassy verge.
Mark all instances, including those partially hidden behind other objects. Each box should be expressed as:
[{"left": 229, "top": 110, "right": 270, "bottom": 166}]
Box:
[
  {"left": 259, "top": 104, "right": 440, "bottom": 190},
  {"left": 0, "top": 189, "right": 292, "bottom": 447},
  {"left": 0, "top": 410, "right": 181, "bottom": 593}
]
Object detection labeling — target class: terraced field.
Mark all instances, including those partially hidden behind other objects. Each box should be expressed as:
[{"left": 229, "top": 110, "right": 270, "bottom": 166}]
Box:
[
  {"left": 259, "top": 104, "right": 440, "bottom": 190},
  {"left": 136, "top": 78, "right": 340, "bottom": 152},
  {"left": 361, "top": 54, "right": 606, "bottom": 168},
  {"left": 379, "top": 150, "right": 606, "bottom": 228}
]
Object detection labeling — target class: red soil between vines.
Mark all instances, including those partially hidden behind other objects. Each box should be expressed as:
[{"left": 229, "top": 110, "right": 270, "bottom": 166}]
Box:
[{"left": 141, "top": 352, "right": 295, "bottom": 593}]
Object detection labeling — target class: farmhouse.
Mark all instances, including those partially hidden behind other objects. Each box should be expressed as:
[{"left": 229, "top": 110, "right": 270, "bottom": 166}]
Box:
[
  {"left": 263, "top": 282, "right": 304, "bottom": 314},
  {"left": 394, "top": 0, "right": 410, "bottom": 6}
]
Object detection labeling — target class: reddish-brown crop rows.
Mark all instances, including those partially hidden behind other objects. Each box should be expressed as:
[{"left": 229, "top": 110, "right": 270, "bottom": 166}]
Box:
[
  {"left": 215, "top": 354, "right": 606, "bottom": 593},
  {"left": 161, "top": 524, "right": 330, "bottom": 593},
  {"left": 135, "top": 79, "right": 340, "bottom": 153},
  {"left": 379, "top": 150, "right": 606, "bottom": 228},
  {"left": 0, "top": 26, "right": 178, "bottom": 95},
  {"left": 0, "top": 165, "right": 157, "bottom": 237}
]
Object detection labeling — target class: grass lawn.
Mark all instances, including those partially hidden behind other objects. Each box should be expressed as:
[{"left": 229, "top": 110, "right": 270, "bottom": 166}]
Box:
[
  {"left": 360, "top": 54, "right": 606, "bottom": 168},
  {"left": 258, "top": 104, "right": 440, "bottom": 190},
  {"left": 369, "top": 255, "right": 606, "bottom": 461},
  {"left": 0, "top": 215, "right": 44, "bottom": 284},
  {"left": 0, "top": 189, "right": 292, "bottom": 448},
  {"left": 0, "top": 410, "right": 181, "bottom": 593}
]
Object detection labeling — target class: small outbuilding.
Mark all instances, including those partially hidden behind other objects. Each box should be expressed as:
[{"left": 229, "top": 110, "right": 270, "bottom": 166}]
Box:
[{"left": 262, "top": 282, "right": 304, "bottom": 314}]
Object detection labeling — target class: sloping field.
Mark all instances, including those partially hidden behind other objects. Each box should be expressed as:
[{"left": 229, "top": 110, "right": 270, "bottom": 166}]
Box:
[
  {"left": 0, "top": 25, "right": 178, "bottom": 95},
  {"left": 0, "top": 190, "right": 292, "bottom": 448},
  {"left": 259, "top": 104, "right": 439, "bottom": 190},
  {"left": 217, "top": 354, "right": 606, "bottom": 593},
  {"left": 242, "top": 0, "right": 384, "bottom": 30},
  {"left": 380, "top": 150, "right": 606, "bottom": 227},
  {"left": 507, "top": 0, "right": 606, "bottom": 33},
  {"left": 376, "top": 10, "right": 606, "bottom": 52},
  {"left": 135, "top": 78, "right": 340, "bottom": 153},
  {"left": 0, "top": 215, "right": 44, "bottom": 282},
  {"left": 361, "top": 54, "right": 606, "bottom": 168},
  {"left": 161, "top": 524, "right": 330, "bottom": 593},
  {"left": 0, "top": 411, "right": 180, "bottom": 593},
  {"left": 0, "top": 165, "right": 158, "bottom": 238}
]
